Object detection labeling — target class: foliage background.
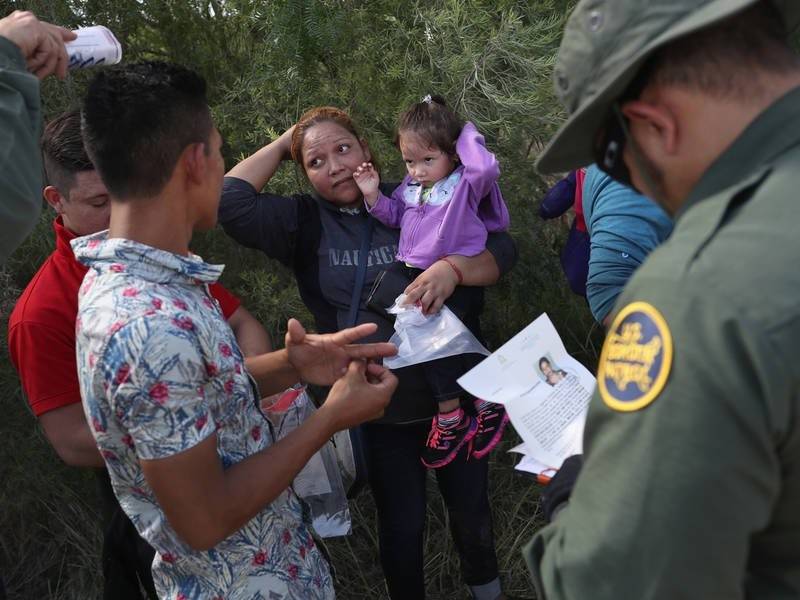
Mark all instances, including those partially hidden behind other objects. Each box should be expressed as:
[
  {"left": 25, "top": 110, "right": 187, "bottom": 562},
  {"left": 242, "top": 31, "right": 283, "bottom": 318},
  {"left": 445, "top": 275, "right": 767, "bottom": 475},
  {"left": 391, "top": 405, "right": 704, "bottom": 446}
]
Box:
[{"left": 0, "top": 1, "right": 598, "bottom": 598}]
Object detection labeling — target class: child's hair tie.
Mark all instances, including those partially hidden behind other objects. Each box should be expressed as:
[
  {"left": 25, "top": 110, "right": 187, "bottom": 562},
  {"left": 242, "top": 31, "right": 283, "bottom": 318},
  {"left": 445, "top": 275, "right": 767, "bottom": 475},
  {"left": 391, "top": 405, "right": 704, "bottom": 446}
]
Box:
[{"left": 421, "top": 94, "right": 432, "bottom": 104}]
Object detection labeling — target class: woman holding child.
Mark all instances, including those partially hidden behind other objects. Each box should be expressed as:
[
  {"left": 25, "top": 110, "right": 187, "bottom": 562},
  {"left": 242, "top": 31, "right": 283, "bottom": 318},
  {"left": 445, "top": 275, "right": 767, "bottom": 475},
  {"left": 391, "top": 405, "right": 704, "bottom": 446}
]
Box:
[{"left": 218, "top": 100, "right": 515, "bottom": 600}]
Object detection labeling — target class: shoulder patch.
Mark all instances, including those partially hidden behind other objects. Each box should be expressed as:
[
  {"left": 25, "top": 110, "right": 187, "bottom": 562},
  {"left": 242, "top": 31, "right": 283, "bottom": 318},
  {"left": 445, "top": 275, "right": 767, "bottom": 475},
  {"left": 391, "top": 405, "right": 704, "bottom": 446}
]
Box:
[{"left": 598, "top": 301, "right": 673, "bottom": 412}]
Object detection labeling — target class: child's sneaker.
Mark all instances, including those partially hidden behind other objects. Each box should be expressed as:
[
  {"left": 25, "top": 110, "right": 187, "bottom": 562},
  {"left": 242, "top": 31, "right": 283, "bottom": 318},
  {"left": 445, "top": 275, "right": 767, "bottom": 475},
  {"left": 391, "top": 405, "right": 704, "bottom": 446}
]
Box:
[
  {"left": 471, "top": 400, "right": 510, "bottom": 460},
  {"left": 421, "top": 408, "right": 478, "bottom": 469}
]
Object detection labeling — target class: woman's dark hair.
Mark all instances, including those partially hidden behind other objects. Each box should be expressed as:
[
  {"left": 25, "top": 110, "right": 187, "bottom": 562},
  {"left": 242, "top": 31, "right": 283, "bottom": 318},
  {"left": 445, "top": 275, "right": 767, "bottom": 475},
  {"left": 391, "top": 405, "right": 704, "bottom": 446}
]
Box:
[
  {"left": 538, "top": 357, "right": 551, "bottom": 370},
  {"left": 395, "top": 95, "right": 464, "bottom": 155},
  {"left": 81, "top": 61, "right": 213, "bottom": 200}
]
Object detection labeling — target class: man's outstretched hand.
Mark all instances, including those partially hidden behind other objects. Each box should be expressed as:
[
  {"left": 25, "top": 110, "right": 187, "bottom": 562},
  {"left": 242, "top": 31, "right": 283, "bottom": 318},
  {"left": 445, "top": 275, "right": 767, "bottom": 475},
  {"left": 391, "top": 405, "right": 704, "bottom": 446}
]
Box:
[{"left": 285, "top": 318, "right": 397, "bottom": 386}]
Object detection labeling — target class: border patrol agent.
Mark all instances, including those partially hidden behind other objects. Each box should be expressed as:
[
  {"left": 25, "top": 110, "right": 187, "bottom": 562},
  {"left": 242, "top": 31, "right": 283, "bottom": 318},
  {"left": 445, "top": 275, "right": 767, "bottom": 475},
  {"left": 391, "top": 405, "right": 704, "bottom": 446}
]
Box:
[{"left": 526, "top": 1, "right": 800, "bottom": 598}]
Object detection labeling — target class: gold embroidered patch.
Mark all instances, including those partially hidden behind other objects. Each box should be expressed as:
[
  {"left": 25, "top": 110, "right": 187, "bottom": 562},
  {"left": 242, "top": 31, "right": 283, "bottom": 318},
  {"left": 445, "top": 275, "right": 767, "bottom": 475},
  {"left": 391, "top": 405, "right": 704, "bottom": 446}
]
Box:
[{"left": 598, "top": 301, "right": 673, "bottom": 412}]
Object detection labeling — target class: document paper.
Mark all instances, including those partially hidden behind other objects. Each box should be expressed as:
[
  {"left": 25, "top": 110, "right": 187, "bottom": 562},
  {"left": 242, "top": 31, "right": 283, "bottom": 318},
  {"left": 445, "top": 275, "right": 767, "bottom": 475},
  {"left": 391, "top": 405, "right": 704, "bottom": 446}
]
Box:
[{"left": 458, "top": 313, "right": 596, "bottom": 478}]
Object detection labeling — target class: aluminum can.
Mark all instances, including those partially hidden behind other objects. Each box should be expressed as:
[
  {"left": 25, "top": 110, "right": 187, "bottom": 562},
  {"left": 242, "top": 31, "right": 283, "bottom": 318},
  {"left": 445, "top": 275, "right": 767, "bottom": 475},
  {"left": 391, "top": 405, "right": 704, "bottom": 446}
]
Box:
[{"left": 65, "top": 25, "right": 122, "bottom": 69}]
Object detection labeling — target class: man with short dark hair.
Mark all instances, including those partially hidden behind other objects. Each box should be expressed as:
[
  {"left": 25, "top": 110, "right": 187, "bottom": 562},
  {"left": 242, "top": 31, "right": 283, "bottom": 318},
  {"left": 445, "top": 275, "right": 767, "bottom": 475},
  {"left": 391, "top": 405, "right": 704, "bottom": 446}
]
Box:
[
  {"left": 8, "top": 109, "right": 271, "bottom": 599},
  {"left": 75, "top": 61, "right": 397, "bottom": 599},
  {"left": 526, "top": 1, "right": 800, "bottom": 598}
]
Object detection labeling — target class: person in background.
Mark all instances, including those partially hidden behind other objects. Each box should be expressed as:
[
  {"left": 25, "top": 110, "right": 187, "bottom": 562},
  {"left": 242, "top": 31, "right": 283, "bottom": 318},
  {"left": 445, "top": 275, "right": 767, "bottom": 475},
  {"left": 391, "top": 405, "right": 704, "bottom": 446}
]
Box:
[
  {"left": 7, "top": 109, "right": 271, "bottom": 599},
  {"left": 527, "top": 1, "right": 800, "bottom": 598},
  {"left": 539, "top": 164, "right": 672, "bottom": 326},
  {"left": 0, "top": 10, "right": 75, "bottom": 263},
  {"left": 582, "top": 164, "right": 672, "bottom": 326},
  {"left": 538, "top": 168, "right": 590, "bottom": 299}
]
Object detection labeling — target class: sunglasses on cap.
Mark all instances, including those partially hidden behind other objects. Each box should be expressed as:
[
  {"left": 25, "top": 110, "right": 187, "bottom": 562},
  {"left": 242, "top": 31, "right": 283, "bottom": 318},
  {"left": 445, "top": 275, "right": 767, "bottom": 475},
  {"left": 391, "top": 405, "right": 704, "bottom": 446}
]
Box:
[
  {"left": 592, "top": 58, "right": 657, "bottom": 188},
  {"left": 593, "top": 103, "right": 633, "bottom": 187}
]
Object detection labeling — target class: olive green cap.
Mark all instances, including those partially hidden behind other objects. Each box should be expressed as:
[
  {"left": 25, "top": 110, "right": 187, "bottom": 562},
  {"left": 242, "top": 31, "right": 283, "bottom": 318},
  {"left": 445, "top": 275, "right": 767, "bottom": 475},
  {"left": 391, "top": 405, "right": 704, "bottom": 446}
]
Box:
[{"left": 536, "top": 0, "right": 800, "bottom": 174}]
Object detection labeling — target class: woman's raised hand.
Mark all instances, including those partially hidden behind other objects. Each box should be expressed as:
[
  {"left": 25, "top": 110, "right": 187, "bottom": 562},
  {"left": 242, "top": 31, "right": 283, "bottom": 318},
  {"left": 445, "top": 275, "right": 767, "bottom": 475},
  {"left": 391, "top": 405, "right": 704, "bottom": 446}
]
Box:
[
  {"left": 353, "top": 162, "right": 380, "bottom": 206},
  {"left": 278, "top": 125, "right": 296, "bottom": 161},
  {"left": 225, "top": 124, "right": 297, "bottom": 189}
]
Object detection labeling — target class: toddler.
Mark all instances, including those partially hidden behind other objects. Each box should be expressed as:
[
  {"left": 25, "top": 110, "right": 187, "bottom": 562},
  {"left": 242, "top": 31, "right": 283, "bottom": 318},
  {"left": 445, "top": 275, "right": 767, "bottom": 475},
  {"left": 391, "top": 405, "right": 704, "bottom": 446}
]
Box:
[{"left": 354, "top": 95, "right": 510, "bottom": 468}]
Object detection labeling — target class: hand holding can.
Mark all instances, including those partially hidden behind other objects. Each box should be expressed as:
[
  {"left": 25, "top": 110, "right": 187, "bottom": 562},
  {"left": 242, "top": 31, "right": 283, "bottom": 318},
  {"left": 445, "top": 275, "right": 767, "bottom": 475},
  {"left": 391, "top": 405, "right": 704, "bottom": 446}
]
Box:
[{"left": 0, "top": 10, "right": 76, "bottom": 79}]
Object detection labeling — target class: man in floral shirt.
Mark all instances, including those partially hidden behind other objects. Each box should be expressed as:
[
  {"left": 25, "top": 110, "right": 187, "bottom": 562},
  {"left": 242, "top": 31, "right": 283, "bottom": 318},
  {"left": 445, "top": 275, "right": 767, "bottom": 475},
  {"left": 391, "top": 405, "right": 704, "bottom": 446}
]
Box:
[{"left": 74, "top": 61, "right": 397, "bottom": 599}]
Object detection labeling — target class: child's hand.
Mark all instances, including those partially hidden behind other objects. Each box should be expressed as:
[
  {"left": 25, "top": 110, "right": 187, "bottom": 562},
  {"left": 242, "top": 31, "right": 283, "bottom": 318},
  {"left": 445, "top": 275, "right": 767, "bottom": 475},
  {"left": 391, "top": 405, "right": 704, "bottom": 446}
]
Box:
[
  {"left": 403, "top": 260, "right": 460, "bottom": 315},
  {"left": 353, "top": 162, "right": 380, "bottom": 205}
]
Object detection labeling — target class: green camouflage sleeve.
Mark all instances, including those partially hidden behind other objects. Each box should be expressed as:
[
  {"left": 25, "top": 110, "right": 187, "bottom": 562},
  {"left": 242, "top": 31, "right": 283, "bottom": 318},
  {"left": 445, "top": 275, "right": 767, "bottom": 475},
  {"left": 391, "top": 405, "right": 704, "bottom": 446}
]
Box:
[
  {"left": 0, "top": 35, "right": 43, "bottom": 264},
  {"left": 525, "top": 276, "right": 786, "bottom": 599}
]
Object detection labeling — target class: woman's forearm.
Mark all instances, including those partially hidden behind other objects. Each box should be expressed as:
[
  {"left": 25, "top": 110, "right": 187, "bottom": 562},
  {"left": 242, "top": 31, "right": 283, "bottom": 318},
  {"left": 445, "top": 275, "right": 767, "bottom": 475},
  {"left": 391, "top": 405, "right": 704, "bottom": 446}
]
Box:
[
  {"left": 226, "top": 126, "right": 295, "bottom": 191},
  {"left": 403, "top": 249, "right": 500, "bottom": 314},
  {"left": 446, "top": 250, "right": 500, "bottom": 286}
]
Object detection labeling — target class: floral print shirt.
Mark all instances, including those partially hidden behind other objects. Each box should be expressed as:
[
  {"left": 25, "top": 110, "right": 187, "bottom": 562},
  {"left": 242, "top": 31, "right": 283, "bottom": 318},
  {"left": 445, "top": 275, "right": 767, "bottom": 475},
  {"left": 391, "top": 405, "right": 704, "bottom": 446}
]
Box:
[{"left": 73, "top": 234, "right": 334, "bottom": 600}]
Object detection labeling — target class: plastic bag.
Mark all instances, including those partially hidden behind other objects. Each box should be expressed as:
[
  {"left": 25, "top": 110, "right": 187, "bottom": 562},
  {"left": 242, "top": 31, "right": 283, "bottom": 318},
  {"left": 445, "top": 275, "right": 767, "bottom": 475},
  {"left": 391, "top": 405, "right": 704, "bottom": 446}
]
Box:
[
  {"left": 384, "top": 294, "right": 490, "bottom": 369},
  {"left": 264, "top": 386, "right": 352, "bottom": 538},
  {"left": 330, "top": 428, "right": 357, "bottom": 495}
]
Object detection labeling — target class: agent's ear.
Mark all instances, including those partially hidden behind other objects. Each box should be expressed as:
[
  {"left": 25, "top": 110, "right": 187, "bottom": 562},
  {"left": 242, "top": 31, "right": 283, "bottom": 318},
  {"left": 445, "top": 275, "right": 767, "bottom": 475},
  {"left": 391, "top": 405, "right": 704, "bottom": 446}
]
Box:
[
  {"left": 43, "top": 185, "right": 66, "bottom": 214},
  {"left": 621, "top": 99, "right": 679, "bottom": 156}
]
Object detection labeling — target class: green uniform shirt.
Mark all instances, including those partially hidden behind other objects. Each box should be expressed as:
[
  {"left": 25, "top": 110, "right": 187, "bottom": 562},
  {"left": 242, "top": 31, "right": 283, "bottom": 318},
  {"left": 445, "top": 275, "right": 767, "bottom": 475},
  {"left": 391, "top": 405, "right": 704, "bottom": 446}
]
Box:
[
  {"left": 526, "top": 86, "right": 800, "bottom": 599},
  {"left": 0, "top": 35, "right": 43, "bottom": 264}
]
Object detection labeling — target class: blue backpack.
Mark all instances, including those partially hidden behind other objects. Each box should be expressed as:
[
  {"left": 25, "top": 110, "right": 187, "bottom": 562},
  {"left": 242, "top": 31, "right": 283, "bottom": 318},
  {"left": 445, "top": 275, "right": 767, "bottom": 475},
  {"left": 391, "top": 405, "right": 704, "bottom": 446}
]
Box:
[{"left": 539, "top": 169, "right": 590, "bottom": 297}]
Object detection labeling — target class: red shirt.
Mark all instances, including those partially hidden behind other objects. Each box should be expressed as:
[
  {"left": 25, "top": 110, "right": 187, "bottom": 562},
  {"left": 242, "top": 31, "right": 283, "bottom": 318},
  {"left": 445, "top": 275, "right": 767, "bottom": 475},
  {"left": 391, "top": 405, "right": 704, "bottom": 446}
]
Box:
[{"left": 7, "top": 218, "right": 241, "bottom": 417}]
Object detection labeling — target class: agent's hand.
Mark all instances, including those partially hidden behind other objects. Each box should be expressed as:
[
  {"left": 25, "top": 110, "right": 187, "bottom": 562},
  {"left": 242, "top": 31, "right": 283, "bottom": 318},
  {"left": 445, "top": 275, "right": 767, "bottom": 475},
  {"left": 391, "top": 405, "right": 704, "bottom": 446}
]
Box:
[
  {"left": 0, "top": 11, "right": 76, "bottom": 79},
  {"left": 320, "top": 360, "right": 397, "bottom": 431},
  {"left": 542, "top": 454, "right": 583, "bottom": 522},
  {"left": 285, "top": 318, "right": 397, "bottom": 386},
  {"left": 403, "top": 259, "right": 459, "bottom": 314},
  {"left": 353, "top": 162, "right": 380, "bottom": 205}
]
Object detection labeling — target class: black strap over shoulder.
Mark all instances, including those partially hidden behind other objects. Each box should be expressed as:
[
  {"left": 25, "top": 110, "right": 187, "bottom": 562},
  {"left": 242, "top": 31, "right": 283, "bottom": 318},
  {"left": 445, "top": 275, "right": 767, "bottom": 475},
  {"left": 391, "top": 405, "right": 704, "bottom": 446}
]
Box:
[
  {"left": 343, "top": 212, "right": 374, "bottom": 499},
  {"left": 346, "top": 214, "right": 374, "bottom": 328}
]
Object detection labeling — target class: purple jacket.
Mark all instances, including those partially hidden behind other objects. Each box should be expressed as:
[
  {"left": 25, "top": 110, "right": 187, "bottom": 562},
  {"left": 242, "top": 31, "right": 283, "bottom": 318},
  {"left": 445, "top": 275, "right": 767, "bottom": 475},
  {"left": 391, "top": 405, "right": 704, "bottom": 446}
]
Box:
[{"left": 368, "top": 122, "right": 510, "bottom": 269}]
